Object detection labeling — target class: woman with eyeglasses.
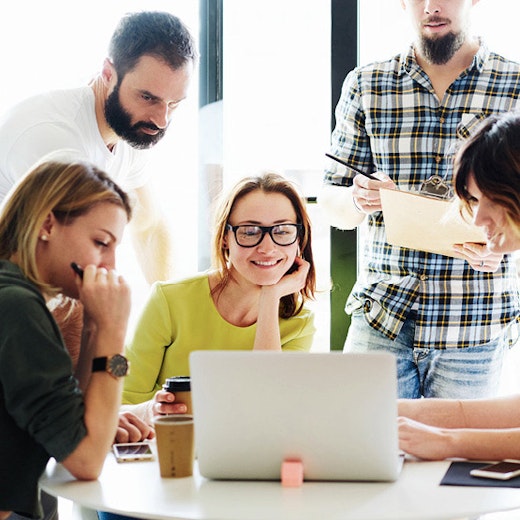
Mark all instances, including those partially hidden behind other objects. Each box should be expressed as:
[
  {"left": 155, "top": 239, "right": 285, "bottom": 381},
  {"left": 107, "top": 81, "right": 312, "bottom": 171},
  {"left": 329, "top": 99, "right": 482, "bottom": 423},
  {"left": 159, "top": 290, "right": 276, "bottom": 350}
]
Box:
[{"left": 121, "top": 172, "right": 316, "bottom": 419}]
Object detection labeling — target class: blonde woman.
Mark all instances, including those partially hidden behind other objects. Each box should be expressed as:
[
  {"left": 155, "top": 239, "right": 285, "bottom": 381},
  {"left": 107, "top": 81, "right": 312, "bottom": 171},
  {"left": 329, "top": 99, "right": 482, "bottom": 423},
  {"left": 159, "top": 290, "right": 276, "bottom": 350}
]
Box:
[{"left": 0, "top": 160, "right": 132, "bottom": 519}]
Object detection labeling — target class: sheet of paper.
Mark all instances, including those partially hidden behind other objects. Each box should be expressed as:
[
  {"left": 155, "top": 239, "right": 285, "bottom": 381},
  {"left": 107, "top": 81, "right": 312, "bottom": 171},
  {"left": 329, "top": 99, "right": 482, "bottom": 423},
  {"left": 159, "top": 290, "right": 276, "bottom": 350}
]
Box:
[{"left": 380, "top": 188, "right": 486, "bottom": 259}]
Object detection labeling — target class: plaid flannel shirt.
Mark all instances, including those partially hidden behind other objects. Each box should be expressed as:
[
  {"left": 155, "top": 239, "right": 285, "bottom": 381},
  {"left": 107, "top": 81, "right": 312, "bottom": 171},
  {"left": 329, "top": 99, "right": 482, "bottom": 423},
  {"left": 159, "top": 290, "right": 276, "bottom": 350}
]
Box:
[{"left": 325, "top": 42, "right": 520, "bottom": 349}]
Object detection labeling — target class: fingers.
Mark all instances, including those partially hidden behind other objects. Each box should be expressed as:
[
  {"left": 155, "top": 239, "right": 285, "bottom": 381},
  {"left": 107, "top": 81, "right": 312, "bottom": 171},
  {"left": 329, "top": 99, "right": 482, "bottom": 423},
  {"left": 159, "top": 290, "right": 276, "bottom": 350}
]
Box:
[
  {"left": 82, "top": 265, "right": 124, "bottom": 283},
  {"left": 152, "top": 389, "right": 188, "bottom": 417},
  {"left": 397, "top": 417, "right": 448, "bottom": 460},
  {"left": 115, "top": 412, "right": 154, "bottom": 443},
  {"left": 79, "top": 265, "right": 131, "bottom": 328},
  {"left": 288, "top": 256, "right": 310, "bottom": 281},
  {"left": 452, "top": 243, "right": 504, "bottom": 272},
  {"left": 352, "top": 172, "right": 395, "bottom": 213},
  {"left": 153, "top": 402, "right": 188, "bottom": 416},
  {"left": 265, "top": 257, "right": 309, "bottom": 299},
  {"left": 154, "top": 389, "right": 174, "bottom": 403}
]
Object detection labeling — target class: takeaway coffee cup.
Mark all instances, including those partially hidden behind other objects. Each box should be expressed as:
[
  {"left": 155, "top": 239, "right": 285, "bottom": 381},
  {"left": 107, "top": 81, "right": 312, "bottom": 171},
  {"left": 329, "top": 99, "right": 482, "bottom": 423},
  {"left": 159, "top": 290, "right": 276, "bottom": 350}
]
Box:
[
  {"left": 153, "top": 415, "right": 194, "bottom": 478},
  {"left": 163, "top": 376, "right": 192, "bottom": 414}
]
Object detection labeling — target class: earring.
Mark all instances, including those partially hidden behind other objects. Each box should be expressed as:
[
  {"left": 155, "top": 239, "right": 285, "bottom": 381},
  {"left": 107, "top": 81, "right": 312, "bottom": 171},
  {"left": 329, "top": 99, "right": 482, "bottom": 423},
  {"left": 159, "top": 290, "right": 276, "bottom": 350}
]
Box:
[{"left": 40, "top": 234, "right": 48, "bottom": 241}]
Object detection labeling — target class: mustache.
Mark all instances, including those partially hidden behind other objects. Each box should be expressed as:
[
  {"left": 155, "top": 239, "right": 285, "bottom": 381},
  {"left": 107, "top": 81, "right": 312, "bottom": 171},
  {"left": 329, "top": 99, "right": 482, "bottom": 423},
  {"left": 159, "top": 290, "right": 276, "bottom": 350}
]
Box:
[
  {"left": 424, "top": 16, "right": 450, "bottom": 25},
  {"left": 133, "top": 121, "right": 162, "bottom": 132}
]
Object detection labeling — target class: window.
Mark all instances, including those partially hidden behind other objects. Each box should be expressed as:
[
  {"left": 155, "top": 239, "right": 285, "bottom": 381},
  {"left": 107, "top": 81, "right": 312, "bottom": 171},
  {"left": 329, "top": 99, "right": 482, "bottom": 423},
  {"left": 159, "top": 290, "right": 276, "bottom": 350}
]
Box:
[{"left": 221, "top": 0, "right": 332, "bottom": 351}]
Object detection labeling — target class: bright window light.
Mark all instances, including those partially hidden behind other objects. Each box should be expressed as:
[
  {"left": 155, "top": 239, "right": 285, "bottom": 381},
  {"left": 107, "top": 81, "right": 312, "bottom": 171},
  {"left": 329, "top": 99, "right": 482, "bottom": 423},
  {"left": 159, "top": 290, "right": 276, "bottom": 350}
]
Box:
[{"left": 0, "top": 1, "right": 200, "bottom": 329}]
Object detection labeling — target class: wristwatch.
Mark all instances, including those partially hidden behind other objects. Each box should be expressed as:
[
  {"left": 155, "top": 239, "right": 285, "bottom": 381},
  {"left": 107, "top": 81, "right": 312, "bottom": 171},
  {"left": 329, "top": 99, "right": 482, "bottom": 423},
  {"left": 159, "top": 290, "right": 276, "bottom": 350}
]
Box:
[{"left": 92, "top": 354, "right": 129, "bottom": 378}]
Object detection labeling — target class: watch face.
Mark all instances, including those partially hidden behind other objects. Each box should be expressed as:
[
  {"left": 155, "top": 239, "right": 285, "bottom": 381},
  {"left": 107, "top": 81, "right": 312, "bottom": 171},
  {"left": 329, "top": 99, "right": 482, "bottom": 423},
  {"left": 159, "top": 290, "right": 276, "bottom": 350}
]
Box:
[{"left": 109, "top": 354, "right": 129, "bottom": 377}]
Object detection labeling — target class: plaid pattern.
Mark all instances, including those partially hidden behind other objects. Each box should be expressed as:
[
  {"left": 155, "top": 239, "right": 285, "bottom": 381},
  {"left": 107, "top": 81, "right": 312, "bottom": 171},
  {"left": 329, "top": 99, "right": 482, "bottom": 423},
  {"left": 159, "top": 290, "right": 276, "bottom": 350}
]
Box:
[{"left": 325, "top": 43, "right": 520, "bottom": 349}]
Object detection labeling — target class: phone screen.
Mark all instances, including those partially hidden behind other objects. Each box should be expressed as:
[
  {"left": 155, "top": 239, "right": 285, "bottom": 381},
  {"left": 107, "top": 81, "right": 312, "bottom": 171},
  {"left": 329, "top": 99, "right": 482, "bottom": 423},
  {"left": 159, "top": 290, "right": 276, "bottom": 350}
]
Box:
[
  {"left": 470, "top": 460, "right": 520, "bottom": 480},
  {"left": 113, "top": 443, "right": 153, "bottom": 462},
  {"left": 478, "top": 462, "right": 520, "bottom": 474}
]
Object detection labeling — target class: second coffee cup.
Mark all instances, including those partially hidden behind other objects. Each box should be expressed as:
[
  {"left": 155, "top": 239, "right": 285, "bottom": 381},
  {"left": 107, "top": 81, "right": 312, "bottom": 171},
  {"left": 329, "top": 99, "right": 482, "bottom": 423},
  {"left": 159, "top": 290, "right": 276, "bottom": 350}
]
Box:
[
  {"left": 163, "top": 376, "right": 192, "bottom": 414},
  {"left": 153, "top": 415, "right": 194, "bottom": 478}
]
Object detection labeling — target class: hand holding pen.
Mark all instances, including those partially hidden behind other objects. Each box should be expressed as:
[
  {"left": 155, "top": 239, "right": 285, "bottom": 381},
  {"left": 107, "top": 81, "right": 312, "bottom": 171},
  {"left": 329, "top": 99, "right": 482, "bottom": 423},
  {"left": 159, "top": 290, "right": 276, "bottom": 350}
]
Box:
[{"left": 326, "top": 153, "right": 396, "bottom": 214}]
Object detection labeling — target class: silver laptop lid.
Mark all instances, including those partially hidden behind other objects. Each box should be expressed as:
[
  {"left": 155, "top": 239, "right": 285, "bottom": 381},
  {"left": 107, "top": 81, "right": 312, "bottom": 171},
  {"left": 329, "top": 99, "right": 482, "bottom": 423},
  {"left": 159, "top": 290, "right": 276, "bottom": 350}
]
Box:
[{"left": 190, "top": 351, "right": 400, "bottom": 482}]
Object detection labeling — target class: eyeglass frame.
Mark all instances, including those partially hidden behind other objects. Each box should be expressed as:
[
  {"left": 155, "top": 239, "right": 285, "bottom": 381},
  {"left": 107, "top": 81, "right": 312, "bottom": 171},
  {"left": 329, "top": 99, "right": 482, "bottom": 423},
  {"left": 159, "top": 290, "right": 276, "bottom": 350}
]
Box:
[{"left": 225, "top": 223, "right": 302, "bottom": 248}]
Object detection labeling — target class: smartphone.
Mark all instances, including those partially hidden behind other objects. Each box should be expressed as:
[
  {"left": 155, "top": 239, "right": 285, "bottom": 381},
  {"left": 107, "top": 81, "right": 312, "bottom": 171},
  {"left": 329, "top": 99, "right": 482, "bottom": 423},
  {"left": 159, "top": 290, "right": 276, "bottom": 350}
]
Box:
[
  {"left": 470, "top": 460, "right": 520, "bottom": 480},
  {"left": 112, "top": 442, "right": 154, "bottom": 463}
]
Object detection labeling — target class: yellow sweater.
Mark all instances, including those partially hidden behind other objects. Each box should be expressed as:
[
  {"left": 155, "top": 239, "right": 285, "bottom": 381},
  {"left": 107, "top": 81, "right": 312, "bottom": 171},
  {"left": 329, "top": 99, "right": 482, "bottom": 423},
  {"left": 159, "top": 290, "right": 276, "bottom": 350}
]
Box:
[{"left": 123, "top": 272, "right": 315, "bottom": 404}]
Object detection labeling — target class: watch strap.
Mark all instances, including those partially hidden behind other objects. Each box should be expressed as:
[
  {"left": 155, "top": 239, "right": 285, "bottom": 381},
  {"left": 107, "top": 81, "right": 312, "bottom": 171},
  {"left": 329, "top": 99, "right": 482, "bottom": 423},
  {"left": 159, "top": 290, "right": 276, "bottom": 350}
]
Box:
[{"left": 92, "top": 356, "right": 108, "bottom": 372}]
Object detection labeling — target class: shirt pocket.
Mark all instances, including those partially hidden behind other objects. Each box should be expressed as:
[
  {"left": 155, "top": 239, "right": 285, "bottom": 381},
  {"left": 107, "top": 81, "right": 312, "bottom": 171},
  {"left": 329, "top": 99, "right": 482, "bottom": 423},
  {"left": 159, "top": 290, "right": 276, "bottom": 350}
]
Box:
[{"left": 456, "top": 112, "right": 487, "bottom": 139}]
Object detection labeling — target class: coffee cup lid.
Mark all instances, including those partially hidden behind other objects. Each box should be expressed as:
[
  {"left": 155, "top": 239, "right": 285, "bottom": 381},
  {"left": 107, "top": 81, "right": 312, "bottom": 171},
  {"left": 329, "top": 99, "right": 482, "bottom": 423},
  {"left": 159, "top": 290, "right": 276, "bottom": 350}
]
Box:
[{"left": 163, "top": 376, "right": 191, "bottom": 392}]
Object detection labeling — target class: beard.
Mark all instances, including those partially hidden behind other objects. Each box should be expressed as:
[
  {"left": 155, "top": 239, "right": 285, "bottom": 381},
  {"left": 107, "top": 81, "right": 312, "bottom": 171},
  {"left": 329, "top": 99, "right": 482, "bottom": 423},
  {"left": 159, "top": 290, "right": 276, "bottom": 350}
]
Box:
[
  {"left": 104, "top": 84, "right": 167, "bottom": 149},
  {"left": 418, "top": 30, "right": 465, "bottom": 65}
]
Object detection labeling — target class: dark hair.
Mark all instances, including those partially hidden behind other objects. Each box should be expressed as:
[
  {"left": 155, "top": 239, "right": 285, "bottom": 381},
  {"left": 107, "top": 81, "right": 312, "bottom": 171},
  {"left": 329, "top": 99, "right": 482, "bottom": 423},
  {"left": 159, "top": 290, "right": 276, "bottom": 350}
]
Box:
[
  {"left": 211, "top": 173, "right": 316, "bottom": 319},
  {"left": 108, "top": 11, "right": 197, "bottom": 79},
  {"left": 454, "top": 111, "right": 520, "bottom": 226}
]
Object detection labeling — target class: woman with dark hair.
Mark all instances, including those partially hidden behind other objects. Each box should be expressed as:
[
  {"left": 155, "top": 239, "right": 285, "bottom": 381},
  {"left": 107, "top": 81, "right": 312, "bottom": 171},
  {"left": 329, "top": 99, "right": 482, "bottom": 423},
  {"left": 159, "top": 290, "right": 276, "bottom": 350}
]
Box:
[{"left": 399, "top": 111, "right": 520, "bottom": 461}]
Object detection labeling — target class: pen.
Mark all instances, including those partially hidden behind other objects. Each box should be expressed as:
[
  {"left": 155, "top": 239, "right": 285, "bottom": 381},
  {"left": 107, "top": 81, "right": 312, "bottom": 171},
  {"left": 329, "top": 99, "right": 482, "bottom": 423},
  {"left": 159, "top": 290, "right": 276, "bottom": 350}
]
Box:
[
  {"left": 70, "top": 262, "right": 84, "bottom": 279},
  {"left": 325, "top": 153, "right": 378, "bottom": 180}
]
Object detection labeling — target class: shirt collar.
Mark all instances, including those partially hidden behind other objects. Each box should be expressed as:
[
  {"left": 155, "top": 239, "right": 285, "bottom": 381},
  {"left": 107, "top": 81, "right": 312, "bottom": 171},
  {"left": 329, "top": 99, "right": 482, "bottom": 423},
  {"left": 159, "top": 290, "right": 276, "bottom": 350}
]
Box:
[{"left": 398, "top": 38, "right": 488, "bottom": 76}]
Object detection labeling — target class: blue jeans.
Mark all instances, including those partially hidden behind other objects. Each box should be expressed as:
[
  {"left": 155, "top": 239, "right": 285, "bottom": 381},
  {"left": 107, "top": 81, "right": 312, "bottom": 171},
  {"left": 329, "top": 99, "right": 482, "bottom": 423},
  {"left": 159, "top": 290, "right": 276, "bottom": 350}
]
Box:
[{"left": 344, "top": 310, "right": 508, "bottom": 399}]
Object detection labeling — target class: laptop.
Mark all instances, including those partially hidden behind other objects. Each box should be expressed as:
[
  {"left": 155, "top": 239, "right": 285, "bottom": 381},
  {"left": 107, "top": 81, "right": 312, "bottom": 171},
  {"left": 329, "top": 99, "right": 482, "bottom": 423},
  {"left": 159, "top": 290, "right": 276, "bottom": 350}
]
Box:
[{"left": 189, "top": 350, "right": 403, "bottom": 482}]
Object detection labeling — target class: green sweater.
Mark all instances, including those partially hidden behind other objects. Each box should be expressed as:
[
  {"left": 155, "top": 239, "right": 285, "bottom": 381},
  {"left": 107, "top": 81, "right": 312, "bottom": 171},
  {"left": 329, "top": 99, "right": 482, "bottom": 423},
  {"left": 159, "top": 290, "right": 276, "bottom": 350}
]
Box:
[
  {"left": 123, "top": 272, "right": 315, "bottom": 404},
  {"left": 0, "top": 260, "right": 86, "bottom": 518}
]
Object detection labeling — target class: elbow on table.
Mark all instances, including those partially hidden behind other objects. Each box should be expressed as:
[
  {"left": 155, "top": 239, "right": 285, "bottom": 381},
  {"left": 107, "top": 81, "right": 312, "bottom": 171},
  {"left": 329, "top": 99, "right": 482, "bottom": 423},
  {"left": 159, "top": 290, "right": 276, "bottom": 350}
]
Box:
[
  {"left": 62, "top": 451, "right": 107, "bottom": 481},
  {"left": 71, "top": 465, "right": 103, "bottom": 481}
]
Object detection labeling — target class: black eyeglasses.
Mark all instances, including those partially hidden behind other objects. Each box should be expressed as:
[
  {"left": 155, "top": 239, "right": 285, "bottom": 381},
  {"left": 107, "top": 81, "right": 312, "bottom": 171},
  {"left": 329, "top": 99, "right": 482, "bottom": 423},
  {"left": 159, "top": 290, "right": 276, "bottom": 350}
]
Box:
[{"left": 226, "top": 224, "right": 302, "bottom": 247}]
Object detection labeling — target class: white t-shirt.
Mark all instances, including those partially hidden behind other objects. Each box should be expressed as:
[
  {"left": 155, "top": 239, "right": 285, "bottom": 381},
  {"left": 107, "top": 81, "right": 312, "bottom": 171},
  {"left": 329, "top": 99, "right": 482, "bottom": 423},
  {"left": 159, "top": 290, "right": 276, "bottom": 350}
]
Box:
[{"left": 0, "top": 86, "right": 150, "bottom": 201}]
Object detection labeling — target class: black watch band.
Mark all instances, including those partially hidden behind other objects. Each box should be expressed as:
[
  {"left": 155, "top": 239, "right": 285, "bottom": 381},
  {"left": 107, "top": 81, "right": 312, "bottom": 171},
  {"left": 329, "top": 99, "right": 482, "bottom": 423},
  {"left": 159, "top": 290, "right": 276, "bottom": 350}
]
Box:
[
  {"left": 92, "top": 354, "right": 129, "bottom": 378},
  {"left": 92, "top": 357, "right": 108, "bottom": 372}
]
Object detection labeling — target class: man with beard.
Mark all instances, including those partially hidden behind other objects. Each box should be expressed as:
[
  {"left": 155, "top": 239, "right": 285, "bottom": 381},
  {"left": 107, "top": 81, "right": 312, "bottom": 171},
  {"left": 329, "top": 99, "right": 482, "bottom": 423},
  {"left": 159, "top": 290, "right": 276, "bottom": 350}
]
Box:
[
  {"left": 0, "top": 11, "right": 196, "bottom": 286},
  {"left": 319, "top": 0, "right": 520, "bottom": 398},
  {"left": 0, "top": 13, "right": 195, "bottom": 520}
]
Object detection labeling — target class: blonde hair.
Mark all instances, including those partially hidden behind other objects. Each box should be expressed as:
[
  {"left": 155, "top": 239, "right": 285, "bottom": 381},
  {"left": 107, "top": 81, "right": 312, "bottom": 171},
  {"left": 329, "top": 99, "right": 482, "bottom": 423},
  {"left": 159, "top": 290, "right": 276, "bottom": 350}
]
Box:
[
  {"left": 211, "top": 172, "right": 315, "bottom": 318},
  {"left": 0, "top": 160, "right": 132, "bottom": 294}
]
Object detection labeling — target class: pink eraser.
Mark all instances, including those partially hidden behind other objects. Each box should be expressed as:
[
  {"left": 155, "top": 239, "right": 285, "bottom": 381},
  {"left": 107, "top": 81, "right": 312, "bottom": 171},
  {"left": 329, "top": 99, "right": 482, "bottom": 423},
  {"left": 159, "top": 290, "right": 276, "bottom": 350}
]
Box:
[{"left": 281, "top": 460, "right": 303, "bottom": 487}]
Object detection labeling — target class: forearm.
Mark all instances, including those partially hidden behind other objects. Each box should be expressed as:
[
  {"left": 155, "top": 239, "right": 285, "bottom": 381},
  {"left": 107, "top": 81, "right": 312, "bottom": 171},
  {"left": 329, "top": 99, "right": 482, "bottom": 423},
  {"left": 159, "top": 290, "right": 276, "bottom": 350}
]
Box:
[
  {"left": 398, "top": 398, "right": 469, "bottom": 428},
  {"left": 460, "top": 395, "right": 520, "bottom": 428},
  {"left": 318, "top": 184, "right": 365, "bottom": 230},
  {"left": 62, "top": 373, "right": 123, "bottom": 479},
  {"left": 131, "top": 218, "right": 173, "bottom": 283},
  {"left": 441, "top": 428, "right": 520, "bottom": 461},
  {"left": 74, "top": 314, "right": 96, "bottom": 392},
  {"left": 253, "top": 289, "right": 282, "bottom": 350},
  {"left": 399, "top": 416, "right": 520, "bottom": 461},
  {"left": 63, "top": 322, "right": 128, "bottom": 478},
  {"left": 130, "top": 184, "right": 174, "bottom": 283},
  {"left": 399, "top": 395, "right": 520, "bottom": 429}
]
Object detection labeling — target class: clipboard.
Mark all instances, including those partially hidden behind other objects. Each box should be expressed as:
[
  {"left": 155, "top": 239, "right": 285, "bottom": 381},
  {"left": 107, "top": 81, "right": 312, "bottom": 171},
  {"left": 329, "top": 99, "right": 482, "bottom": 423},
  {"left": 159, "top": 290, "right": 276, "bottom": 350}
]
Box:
[{"left": 380, "top": 187, "right": 486, "bottom": 259}]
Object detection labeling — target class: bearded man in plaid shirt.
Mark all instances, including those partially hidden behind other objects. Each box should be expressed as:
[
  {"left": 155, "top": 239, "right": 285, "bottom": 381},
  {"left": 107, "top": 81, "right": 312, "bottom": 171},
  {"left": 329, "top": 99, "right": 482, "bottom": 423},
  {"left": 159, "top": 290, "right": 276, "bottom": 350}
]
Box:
[{"left": 320, "top": 0, "right": 520, "bottom": 398}]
